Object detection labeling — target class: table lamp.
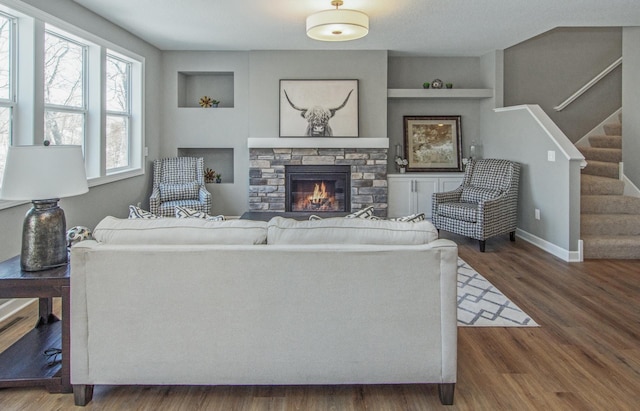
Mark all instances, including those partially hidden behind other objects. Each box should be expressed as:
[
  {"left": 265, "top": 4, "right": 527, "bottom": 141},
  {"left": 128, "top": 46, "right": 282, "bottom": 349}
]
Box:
[{"left": 0, "top": 144, "right": 88, "bottom": 271}]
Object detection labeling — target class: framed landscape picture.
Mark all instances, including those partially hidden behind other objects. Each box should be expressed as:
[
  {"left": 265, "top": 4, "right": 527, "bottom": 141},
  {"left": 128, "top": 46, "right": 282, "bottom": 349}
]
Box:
[
  {"left": 279, "top": 79, "right": 359, "bottom": 137},
  {"left": 403, "top": 115, "right": 462, "bottom": 172}
]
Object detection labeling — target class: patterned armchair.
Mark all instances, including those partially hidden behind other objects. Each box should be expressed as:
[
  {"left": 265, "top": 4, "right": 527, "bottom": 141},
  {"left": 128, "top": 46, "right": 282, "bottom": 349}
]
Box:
[
  {"left": 432, "top": 159, "right": 521, "bottom": 252},
  {"left": 149, "top": 157, "right": 212, "bottom": 217}
]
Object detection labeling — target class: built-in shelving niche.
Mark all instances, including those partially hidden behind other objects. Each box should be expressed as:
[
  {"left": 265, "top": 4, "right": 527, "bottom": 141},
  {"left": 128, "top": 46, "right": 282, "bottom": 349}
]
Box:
[
  {"left": 177, "top": 148, "right": 234, "bottom": 184},
  {"left": 177, "top": 71, "right": 234, "bottom": 108}
]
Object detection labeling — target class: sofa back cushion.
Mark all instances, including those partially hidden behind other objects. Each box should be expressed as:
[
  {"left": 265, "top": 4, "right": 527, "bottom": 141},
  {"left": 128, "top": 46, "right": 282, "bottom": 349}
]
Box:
[
  {"left": 93, "top": 216, "right": 267, "bottom": 245},
  {"left": 267, "top": 216, "right": 438, "bottom": 245}
]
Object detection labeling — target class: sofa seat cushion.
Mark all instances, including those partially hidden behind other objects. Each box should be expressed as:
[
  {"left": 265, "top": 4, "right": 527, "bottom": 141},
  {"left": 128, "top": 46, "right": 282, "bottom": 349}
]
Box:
[
  {"left": 93, "top": 216, "right": 267, "bottom": 245},
  {"left": 267, "top": 216, "right": 438, "bottom": 245},
  {"left": 436, "top": 202, "right": 478, "bottom": 223}
]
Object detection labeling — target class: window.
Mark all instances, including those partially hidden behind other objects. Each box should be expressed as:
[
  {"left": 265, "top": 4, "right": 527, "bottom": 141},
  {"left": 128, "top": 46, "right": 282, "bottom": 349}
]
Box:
[
  {"left": 0, "top": 12, "right": 14, "bottom": 188},
  {"left": 44, "top": 29, "right": 86, "bottom": 147},
  {"left": 105, "top": 52, "right": 131, "bottom": 171}
]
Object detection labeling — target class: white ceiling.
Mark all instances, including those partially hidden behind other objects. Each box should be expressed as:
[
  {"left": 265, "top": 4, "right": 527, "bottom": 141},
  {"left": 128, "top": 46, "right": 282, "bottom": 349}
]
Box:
[{"left": 71, "top": 0, "right": 640, "bottom": 56}]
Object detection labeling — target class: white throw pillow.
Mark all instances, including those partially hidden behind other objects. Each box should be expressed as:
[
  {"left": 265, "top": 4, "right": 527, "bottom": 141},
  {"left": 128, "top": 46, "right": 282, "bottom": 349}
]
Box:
[{"left": 267, "top": 216, "right": 438, "bottom": 245}]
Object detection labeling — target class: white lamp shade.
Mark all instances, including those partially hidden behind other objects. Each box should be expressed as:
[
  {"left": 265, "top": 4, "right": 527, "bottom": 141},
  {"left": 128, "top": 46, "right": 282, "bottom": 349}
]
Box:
[
  {"left": 0, "top": 145, "right": 89, "bottom": 200},
  {"left": 307, "top": 9, "right": 369, "bottom": 41}
]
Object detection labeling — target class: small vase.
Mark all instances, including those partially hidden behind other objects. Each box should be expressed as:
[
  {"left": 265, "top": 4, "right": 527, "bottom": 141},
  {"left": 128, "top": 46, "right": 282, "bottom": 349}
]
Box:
[
  {"left": 400, "top": 167, "right": 406, "bottom": 174},
  {"left": 215, "top": 178, "right": 222, "bottom": 183}
]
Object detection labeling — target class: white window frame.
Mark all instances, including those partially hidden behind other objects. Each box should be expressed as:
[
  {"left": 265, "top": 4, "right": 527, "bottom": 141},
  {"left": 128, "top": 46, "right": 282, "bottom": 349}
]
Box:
[
  {"left": 0, "top": 1, "right": 145, "bottom": 210},
  {"left": 105, "top": 51, "right": 132, "bottom": 174},
  {"left": 0, "top": 11, "right": 16, "bottom": 194}
]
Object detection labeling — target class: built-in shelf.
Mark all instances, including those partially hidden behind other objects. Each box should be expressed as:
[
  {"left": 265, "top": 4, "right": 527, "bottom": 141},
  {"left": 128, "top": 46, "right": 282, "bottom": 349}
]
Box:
[
  {"left": 177, "top": 71, "right": 234, "bottom": 108},
  {"left": 178, "top": 147, "right": 234, "bottom": 183},
  {"left": 387, "top": 88, "right": 493, "bottom": 99}
]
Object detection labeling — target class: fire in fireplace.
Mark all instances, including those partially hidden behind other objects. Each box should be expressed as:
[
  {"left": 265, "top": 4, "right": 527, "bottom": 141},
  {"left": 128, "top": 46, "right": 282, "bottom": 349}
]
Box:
[{"left": 285, "top": 165, "right": 351, "bottom": 213}]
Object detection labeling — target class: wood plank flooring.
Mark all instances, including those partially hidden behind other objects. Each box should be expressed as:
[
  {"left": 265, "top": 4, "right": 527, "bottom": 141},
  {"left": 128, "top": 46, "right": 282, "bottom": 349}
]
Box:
[{"left": 0, "top": 233, "right": 638, "bottom": 410}]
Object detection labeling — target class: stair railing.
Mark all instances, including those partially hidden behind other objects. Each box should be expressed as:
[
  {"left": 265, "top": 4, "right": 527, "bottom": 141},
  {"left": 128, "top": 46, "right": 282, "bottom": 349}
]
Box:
[{"left": 554, "top": 57, "right": 622, "bottom": 112}]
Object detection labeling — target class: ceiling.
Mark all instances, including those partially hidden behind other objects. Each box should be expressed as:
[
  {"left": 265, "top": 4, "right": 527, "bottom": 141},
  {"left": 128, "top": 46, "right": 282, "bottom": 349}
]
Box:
[{"left": 71, "top": 0, "right": 640, "bottom": 56}]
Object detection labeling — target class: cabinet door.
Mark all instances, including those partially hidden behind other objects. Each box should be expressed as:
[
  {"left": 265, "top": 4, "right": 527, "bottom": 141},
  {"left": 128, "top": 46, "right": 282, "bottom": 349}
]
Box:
[
  {"left": 414, "top": 178, "right": 439, "bottom": 218},
  {"left": 440, "top": 176, "right": 463, "bottom": 193},
  {"left": 387, "top": 177, "right": 414, "bottom": 218}
]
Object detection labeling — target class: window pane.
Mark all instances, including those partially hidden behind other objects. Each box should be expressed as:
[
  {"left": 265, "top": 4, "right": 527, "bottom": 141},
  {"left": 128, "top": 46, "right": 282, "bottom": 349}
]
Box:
[
  {"left": 0, "top": 15, "right": 11, "bottom": 101},
  {"left": 0, "top": 107, "right": 9, "bottom": 187},
  {"left": 45, "top": 110, "right": 84, "bottom": 145},
  {"left": 106, "top": 115, "right": 129, "bottom": 169},
  {"left": 44, "top": 32, "right": 84, "bottom": 107},
  {"left": 106, "top": 55, "right": 129, "bottom": 112}
]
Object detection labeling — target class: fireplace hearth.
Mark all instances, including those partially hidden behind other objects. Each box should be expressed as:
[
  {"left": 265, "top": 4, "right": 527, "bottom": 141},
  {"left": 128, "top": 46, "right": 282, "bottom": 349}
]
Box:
[{"left": 285, "top": 165, "right": 350, "bottom": 213}]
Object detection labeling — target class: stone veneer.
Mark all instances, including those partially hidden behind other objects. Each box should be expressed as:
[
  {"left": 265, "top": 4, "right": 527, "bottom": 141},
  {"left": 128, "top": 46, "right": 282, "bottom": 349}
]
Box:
[{"left": 249, "top": 148, "right": 388, "bottom": 217}]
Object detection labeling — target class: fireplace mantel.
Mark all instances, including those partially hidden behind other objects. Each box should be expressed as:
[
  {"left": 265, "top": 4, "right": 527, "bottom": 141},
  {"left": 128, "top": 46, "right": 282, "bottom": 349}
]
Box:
[{"left": 247, "top": 137, "right": 388, "bottom": 149}]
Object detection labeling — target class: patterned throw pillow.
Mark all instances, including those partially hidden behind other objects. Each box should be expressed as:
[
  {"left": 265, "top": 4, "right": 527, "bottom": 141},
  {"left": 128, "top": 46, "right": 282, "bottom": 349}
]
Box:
[
  {"left": 158, "top": 182, "right": 199, "bottom": 202},
  {"left": 128, "top": 205, "right": 160, "bottom": 219},
  {"left": 174, "top": 206, "right": 225, "bottom": 221},
  {"left": 66, "top": 225, "right": 93, "bottom": 247},
  {"left": 308, "top": 215, "right": 323, "bottom": 221},
  {"left": 390, "top": 213, "right": 426, "bottom": 222},
  {"left": 460, "top": 186, "right": 502, "bottom": 204},
  {"left": 345, "top": 205, "right": 380, "bottom": 220}
]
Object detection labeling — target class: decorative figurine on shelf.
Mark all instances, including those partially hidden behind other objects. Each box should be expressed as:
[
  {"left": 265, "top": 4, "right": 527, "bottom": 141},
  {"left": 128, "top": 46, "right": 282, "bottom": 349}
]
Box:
[
  {"left": 431, "top": 79, "right": 443, "bottom": 89},
  {"left": 446, "top": 83, "right": 453, "bottom": 89},
  {"left": 215, "top": 173, "right": 222, "bottom": 183},
  {"left": 199, "top": 96, "right": 213, "bottom": 107},
  {"left": 422, "top": 82, "right": 430, "bottom": 89},
  {"left": 395, "top": 156, "right": 408, "bottom": 173},
  {"left": 204, "top": 168, "right": 216, "bottom": 183}
]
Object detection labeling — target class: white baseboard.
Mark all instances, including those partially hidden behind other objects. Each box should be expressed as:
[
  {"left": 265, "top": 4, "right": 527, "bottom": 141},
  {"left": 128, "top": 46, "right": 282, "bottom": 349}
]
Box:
[
  {"left": 516, "top": 229, "right": 583, "bottom": 262},
  {"left": 0, "top": 298, "right": 35, "bottom": 323}
]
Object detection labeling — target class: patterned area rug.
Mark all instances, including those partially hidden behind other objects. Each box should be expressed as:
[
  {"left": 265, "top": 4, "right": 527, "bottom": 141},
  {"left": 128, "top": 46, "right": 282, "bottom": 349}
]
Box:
[{"left": 458, "top": 258, "right": 539, "bottom": 327}]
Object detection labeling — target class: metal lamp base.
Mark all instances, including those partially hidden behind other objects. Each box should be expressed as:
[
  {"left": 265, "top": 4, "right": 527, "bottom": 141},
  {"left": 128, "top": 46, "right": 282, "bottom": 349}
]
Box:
[{"left": 21, "top": 199, "right": 68, "bottom": 272}]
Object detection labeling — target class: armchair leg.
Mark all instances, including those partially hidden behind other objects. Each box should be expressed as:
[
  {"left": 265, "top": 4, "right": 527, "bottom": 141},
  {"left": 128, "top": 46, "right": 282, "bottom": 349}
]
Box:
[
  {"left": 510, "top": 231, "right": 516, "bottom": 242},
  {"left": 479, "top": 240, "right": 486, "bottom": 252}
]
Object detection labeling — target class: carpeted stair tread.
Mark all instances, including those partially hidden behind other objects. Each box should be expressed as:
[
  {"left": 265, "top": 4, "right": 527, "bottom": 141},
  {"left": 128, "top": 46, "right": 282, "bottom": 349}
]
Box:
[
  {"left": 581, "top": 195, "right": 640, "bottom": 214},
  {"left": 581, "top": 214, "right": 640, "bottom": 236},
  {"left": 604, "top": 123, "right": 622, "bottom": 136},
  {"left": 581, "top": 175, "right": 624, "bottom": 195},
  {"left": 582, "top": 235, "right": 640, "bottom": 259},
  {"left": 577, "top": 146, "right": 622, "bottom": 163},
  {"left": 581, "top": 160, "right": 619, "bottom": 179},
  {"left": 588, "top": 134, "right": 622, "bottom": 149}
]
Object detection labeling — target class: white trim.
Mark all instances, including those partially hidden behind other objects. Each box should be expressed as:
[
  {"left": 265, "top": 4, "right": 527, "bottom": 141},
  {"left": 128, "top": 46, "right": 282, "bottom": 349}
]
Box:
[
  {"left": 623, "top": 173, "right": 640, "bottom": 198},
  {"left": 248, "top": 137, "right": 389, "bottom": 149},
  {"left": 554, "top": 57, "right": 622, "bottom": 112},
  {"left": 0, "top": 298, "right": 35, "bottom": 323},
  {"left": 387, "top": 88, "right": 493, "bottom": 99},
  {"left": 516, "top": 229, "right": 582, "bottom": 262},
  {"left": 494, "top": 105, "right": 586, "bottom": 167}
]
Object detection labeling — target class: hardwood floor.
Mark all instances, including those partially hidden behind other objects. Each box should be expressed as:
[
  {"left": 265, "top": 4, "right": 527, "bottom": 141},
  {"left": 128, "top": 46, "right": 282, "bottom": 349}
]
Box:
[{"left": 0, "top": 234, "right": 638, "bottom": 410}]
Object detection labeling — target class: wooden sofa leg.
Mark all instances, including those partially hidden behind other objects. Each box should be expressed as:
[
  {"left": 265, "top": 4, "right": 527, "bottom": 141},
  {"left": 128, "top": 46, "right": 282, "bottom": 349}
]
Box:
[
  {"left": 438, "top": 383, "right": 455, "bottom": 405},
  {"left": 479, "top": 240, "right": 486, "bottom": 252},
  {"left": 73, "top": 384, "right": 94, "bottom": 406},
  {"left": 510, "top": 231, "right": 516, "bottom": 242}
]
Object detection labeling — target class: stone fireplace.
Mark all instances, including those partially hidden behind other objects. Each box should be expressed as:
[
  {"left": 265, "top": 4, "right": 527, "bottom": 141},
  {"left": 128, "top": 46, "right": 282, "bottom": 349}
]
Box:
[{"left": 249, "top": 147, "right": 388, "bottom": 217}]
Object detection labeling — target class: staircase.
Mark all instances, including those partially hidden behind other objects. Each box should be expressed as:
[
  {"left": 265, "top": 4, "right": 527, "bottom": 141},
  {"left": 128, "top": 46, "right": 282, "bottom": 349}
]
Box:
[{"left": 579, "top": 114, "right": 640, "bottom": 259}]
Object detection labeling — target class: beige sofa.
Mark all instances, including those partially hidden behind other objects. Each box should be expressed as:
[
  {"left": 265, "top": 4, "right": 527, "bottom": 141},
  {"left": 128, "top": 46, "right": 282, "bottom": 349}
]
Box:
[{"left": 70, "top": 216, "right": 458, "bottom": 406}]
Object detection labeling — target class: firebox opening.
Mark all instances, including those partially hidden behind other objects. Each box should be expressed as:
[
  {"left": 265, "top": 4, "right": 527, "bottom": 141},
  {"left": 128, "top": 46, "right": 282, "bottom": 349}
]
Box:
[{"left": 285, "top": 165, "right": 351, "bottom": 213}]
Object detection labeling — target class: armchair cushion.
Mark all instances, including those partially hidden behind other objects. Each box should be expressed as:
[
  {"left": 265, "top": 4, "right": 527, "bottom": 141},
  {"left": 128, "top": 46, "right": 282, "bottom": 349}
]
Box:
[
  {"left": 159, "top": 182, "right": 199, "bottom": 202},
  {"left": 460, "top": 187, "right": 502, "bottom": 204},
  {"left": 436, "top": 202, "right": 478, "bottom": 223}
]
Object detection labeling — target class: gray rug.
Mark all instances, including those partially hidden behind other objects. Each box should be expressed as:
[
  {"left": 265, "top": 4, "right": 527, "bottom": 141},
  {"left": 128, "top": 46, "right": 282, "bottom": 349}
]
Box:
[{"left": 457, "top": 258, "right": 539, "bottom": 327}]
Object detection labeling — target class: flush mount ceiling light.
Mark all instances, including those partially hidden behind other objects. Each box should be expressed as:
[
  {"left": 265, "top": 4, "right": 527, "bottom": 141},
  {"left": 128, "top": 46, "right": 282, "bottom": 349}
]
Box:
[{"left": 306, "top": 0, "right": 369, "bottom": 42}]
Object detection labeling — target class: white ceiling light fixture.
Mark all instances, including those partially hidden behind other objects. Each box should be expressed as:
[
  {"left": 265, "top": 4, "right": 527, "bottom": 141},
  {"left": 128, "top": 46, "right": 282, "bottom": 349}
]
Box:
[{"left": 306, "top": 0, "right": 369, "bottom": 42}]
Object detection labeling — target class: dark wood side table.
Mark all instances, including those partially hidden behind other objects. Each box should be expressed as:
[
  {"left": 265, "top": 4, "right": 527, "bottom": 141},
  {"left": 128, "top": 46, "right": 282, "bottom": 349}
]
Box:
[{"left": 0, "top": 255, "right": 71, "bottom": 393}]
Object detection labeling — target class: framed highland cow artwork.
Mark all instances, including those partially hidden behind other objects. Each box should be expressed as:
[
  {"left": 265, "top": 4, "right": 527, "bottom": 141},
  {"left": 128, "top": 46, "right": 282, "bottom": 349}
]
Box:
[
  {"left": 403, "top": 115, "right": 463, "bottom": 172},
  {"left": 279, "top": 79, "right": 359, "bottom": 137}
]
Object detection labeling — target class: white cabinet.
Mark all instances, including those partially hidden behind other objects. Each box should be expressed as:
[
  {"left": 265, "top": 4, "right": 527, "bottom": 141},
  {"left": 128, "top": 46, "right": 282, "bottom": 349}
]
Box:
[{"left": 388, "top": 173, "right": 464, "bottom": 218}]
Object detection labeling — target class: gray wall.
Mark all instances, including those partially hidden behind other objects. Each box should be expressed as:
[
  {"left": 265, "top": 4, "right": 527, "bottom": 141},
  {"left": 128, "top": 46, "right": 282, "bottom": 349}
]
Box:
[
  {"left": 504, "top": 27, "right": 622, "bottom": 142},
  {"left": 622, "top": 27, "right": 640, "bottom": 189},
  {"left": 0, "top": 0, "right": 161, "bottom": 261}
]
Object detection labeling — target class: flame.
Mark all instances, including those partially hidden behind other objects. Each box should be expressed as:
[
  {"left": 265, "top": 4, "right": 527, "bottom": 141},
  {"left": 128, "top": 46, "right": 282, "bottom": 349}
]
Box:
[{"left": 309, "top": 182, "right": 328, "bottom": 205}]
